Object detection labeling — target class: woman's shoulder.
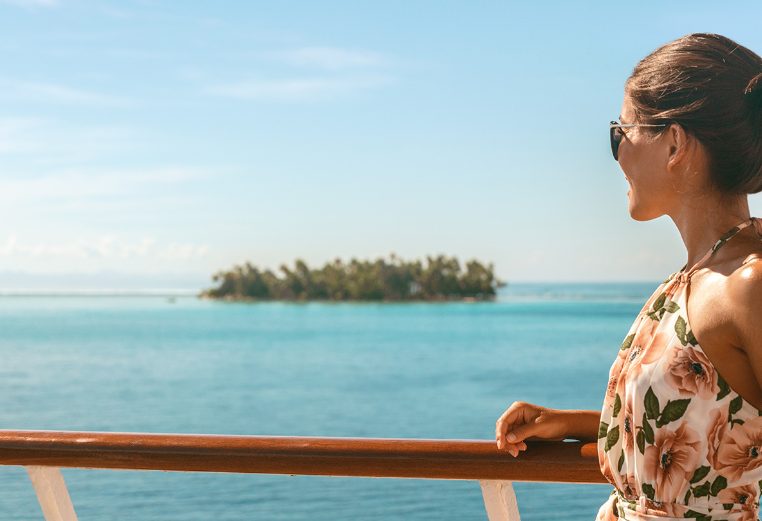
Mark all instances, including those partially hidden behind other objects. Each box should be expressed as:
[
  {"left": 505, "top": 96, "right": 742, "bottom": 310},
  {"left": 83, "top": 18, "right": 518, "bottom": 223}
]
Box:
[{"left": 725, "top": 256, "right": 762, "bottom": 356}]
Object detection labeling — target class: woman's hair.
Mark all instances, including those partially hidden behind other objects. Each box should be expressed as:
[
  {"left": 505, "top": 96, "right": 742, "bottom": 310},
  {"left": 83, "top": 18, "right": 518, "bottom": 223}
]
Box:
[{"left": 625, "top": 33, "right": 762, "bottom": 194}]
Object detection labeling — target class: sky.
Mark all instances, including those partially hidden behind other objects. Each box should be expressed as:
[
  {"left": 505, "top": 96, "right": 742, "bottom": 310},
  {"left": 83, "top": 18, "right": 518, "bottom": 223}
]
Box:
[{"left": 0, "top": 0, "right": 761, "bottom": 290}]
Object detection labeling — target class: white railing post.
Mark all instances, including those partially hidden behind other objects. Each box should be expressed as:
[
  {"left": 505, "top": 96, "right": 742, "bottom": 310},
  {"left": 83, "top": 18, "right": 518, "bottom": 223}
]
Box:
[
  {"left": 479, "top": 480, "right": 521, "bottom": 521},
  {"left": 26, "top": 467, "right": 78, "bottom": 521}
]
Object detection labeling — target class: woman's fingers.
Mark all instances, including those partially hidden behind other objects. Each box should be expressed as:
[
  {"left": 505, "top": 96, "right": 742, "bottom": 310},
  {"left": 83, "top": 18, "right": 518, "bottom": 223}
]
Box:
[
  {"left": 503, "top": 422, "right": 541, "bottom": 445},
  {"left": 501, "top": 440, "right": 528, "bottom": 457},
  {"left": 498, "top": 419, "right": 540, "bottom": 448},
  {"left": 495, "top": 401, "right": 529, "bottom": 449}
]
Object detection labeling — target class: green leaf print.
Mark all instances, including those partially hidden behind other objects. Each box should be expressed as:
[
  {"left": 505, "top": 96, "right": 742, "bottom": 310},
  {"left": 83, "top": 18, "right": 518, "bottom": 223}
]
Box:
[
  {"left": 717, "top": 374, "right": 730, "bottom": 400},
  {"left": 730, "top": 418, "right": 745, "bottom": 428},
  {"left": 652, "top": 292, "right": 666, "bottom": 313},
  {"left": 664, "top": 301, "right": 680, "bottom": 313},
  {"left": 613, "top": 394, "right": 621, "bottom": 417},
  {"left": 646, "top": 292, "right": 669, "bottom": 321},
  {"left": 636, "top": 429, "right": 645, "bottom": 455},
  {"left": 604, "top": 426, "right": 619, "bottom": 452},
  {"left": 598, "top": 421, "right": 608, "bottom": 440},
  {"left": 689, "top": 466, "right": 710, "bottom": 484},
  {"left": 620, "top": 333, "right": 634, "bottom": 351},
  {"left": 656, "top": 398, "right": 691, "bottom": 427},
  {"left": 686, "top": 329, "right": 697, "bottom": 346},
  {"left": 641, "top": 483, "right": 655, "bottom": 500},
  {"left": 675, "top": 316, "right": 687, "bottom": 345},
  {"left": 710, "top": 475, "right": 727, "bottom": 496},
  {"left": 645, "top": 387, "right": 660, "bottom": 420},
  {"left": 693, "top": 481, "right": 710, "bottom": 497},
  {"left": 684, "top": 488, "right": 691, "bottom": 503},
  {"left": 729, "top": 395, "right": 743, "bottom": 415},
  {"left": 683, "top": 510, "right": 712, "bottom": 521},
  {"left": 617, "top": 450, "right": 624, "bottom": 472},
  {"left": 641, "top": 413, "right": 654, "bottom": 444}
]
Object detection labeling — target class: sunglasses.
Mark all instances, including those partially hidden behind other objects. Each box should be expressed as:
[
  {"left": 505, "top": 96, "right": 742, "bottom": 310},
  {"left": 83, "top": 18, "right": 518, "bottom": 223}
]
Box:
[{"left": 609, "top": 120, "right": 668, "bottom": 160}]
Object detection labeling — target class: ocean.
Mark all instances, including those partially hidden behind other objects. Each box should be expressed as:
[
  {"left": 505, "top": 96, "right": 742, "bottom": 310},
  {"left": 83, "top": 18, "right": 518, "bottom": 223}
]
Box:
[{"left": 0, "top": 282, "right": 659, "bottom": 520}]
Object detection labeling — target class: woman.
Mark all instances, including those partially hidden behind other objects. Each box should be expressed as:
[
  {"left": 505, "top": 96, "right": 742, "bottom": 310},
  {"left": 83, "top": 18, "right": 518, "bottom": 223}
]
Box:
[{"left": 495, "top": 33, "right": 762, "bottom": 521}]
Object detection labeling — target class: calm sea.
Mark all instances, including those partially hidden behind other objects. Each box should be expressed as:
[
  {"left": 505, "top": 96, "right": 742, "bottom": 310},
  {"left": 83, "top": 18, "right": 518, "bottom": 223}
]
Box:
[{"left": 0, "top": 282, "right": 659, "bottom": 520}]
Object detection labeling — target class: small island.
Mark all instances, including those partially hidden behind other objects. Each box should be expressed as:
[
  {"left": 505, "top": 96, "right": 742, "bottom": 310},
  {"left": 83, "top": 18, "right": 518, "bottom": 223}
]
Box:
[{"left": 200, "top": 254, "right": 506, "bottom": 301}]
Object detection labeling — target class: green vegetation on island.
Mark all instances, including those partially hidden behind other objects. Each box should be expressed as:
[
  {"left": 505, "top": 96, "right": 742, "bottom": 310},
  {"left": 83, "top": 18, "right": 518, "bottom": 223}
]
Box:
[{"left": 201, "top": 254, "right": 506, "bottom": 301}]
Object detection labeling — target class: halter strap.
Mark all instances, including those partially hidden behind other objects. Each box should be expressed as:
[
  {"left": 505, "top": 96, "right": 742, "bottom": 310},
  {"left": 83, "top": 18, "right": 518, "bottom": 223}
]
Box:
[{"left": 676, "top": 216, "right": 762, "bottom": 284}]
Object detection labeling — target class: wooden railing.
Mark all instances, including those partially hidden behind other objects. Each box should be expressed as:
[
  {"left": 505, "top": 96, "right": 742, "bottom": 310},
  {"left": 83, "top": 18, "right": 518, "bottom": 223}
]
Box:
[{"left": 0, "top": 430, "right": 605, "bottom": 521}]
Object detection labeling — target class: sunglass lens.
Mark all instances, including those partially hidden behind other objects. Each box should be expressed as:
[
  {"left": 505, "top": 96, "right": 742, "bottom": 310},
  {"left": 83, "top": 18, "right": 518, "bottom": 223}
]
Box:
[{"left": 609, "top": 122, "right": 621, "bottom": 160}]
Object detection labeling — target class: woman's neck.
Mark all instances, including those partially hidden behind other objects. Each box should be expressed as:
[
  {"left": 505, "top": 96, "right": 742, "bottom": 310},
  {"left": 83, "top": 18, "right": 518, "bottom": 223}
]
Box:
[{"left": 669, "top": 194, "right": 751, "bottom": 271}]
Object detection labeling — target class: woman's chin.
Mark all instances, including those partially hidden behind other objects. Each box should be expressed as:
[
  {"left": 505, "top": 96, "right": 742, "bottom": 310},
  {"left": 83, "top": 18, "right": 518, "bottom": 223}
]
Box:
[{"left": 627, "top": 199, "right": 653, "bottom": 221}]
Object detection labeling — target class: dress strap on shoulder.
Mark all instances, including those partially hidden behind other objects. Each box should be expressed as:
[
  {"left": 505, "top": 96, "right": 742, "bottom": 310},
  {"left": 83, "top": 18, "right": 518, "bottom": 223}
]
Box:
[{"left": 676, "top": 216, "right": 760, "bottom": 283}]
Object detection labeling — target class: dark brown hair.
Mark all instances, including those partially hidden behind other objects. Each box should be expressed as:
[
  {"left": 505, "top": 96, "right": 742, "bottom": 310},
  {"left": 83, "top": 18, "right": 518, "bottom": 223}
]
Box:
[{"left": 625, "top": 33, "right": 762, "bottom": 194}]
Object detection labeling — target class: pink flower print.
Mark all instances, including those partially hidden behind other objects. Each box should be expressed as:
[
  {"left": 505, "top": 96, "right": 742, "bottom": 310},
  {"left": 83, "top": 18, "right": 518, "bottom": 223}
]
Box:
[
  {"left": 621, "top": 471, "right": 638, "bottom": 500},
  {"left": 643, "top": 421, "right": 701, "bottom": 502},
  {"left": 630, "top": 319, "right": 657, "bottom": 357},
  {"left": 598, "top": 444, "right": 616, "bottom": 484},
  {"left": 598, "top": 440, "right": 619, "bottom": 487},
  {"left": 642, "top": 498, "right": 683, "bottom": 518},
  {"left": 706, "top": 407, "right": 729, "bottom": 470},
  {"left": 715, "top": 416, "right": 762, "bottom": 482},
  {"left": 639, "top": 331, "right": 672, "bottom": 365},
  {"left": 717, "top": 483, "right": 757, "bottom": 512},
  {"left": 663, "top": 344, "right": 719, "bottom": 399},
  {"left": 606, "top": 353, "right": 625, "bottom": 401},
  {"left": 737, "top": 510, "right": 759, "bottom": 521},
  {"left": 615, "top": 365, "right": 628, "bottom": 401}
]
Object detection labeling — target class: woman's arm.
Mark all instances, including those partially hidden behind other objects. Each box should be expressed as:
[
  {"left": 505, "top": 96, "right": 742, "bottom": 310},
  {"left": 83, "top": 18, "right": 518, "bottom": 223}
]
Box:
[{"left": 557, "top": 409, "right": 601, "bottom": 442}]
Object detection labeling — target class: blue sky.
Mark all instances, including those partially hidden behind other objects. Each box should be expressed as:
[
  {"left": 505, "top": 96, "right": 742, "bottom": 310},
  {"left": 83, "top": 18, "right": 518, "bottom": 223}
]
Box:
[{"left": 0, "top": 0, "right": 761, "bottom": 289}]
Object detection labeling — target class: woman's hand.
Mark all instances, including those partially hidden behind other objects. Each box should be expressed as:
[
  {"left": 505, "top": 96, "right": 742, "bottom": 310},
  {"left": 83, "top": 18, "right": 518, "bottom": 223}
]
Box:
[{"left": 495, "top": 401, "right": 569, "bottom": 457}]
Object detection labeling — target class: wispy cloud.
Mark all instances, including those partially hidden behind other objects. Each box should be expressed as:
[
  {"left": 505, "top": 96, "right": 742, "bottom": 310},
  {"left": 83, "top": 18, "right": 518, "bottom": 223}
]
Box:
[
  {"left": 206, "top": 75, "right": 394, "bottom": 102},
  {"left": 0, "top": 79, "right": 133, "bottom": 106},
  {"left": 264, "top": 47, "right": 389, "bottom": 70}
]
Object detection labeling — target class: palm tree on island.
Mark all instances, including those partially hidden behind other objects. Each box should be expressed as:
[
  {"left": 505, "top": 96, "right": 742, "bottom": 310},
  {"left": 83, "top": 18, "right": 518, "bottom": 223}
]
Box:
[{"left": 200, "top": 254, "right": 506, "bottom": 302}]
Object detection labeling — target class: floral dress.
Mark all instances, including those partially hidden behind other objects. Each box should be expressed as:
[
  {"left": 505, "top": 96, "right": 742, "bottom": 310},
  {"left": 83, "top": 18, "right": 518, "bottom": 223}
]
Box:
[{"left": 596, "top": 217, "right": 762, "bottom": 521}]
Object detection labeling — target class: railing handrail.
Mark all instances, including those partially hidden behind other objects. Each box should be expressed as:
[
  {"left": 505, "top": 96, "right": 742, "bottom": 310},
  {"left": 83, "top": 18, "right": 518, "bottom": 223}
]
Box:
[{"left": 0, "top": 430, "right": 605, "bottom": 484}]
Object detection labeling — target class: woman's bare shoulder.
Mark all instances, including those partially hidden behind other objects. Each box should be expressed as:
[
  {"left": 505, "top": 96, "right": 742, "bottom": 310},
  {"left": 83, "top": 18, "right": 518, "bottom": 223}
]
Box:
[{"left": 726, "top": 256, "right": 762, "bottom": 357}]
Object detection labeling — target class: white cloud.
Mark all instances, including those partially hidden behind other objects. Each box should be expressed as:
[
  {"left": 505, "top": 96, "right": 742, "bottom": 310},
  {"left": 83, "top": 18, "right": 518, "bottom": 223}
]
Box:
[
  {"left": 206, "top": 75, "right": 393, "bottom": 102},
  {"left": 0, "top": 79, "right": 133, "bottom": 106},
  {"left": 266, "top": 47, "right": 389, "bottom": 70}
]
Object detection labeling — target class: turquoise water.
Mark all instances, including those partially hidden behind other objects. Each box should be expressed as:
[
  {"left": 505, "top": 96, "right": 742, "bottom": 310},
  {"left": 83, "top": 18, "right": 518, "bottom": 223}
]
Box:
[{"left": 0, "top": 283, "right": 658, "bottom": 520}]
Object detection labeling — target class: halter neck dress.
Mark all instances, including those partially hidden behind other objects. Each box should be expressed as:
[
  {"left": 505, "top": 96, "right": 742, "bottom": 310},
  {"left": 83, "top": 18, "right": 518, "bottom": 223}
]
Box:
[{"left": 596, "top": 216, "right": 762, "bottom": 521}]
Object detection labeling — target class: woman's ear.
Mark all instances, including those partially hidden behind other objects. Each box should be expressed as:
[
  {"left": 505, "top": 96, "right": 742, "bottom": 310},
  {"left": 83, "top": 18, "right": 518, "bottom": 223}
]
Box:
[{"left": 665, "top": 122, "right": 691, "bottom": 173}]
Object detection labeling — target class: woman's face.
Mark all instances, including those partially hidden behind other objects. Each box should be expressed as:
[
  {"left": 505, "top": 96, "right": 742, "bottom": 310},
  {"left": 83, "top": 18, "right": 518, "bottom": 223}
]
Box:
[{"left": 616, "top": 94, "right": 677, "bottom": 221}]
